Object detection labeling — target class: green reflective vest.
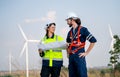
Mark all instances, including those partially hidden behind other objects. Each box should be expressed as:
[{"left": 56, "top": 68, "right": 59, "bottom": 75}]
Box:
[{"left": 41, "top": 35, "right": 64, "bottom": 67}]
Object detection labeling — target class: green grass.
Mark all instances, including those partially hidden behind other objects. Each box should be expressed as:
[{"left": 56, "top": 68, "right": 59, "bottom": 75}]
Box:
[{"left": 0, "top": 75, "right": 13, "bottom": 77}]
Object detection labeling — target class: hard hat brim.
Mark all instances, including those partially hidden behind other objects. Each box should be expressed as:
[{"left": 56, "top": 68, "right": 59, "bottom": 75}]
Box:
[
  {"left": 65, "top": 17, "right": 78, "bottom": 21},
  {"left": 65, "top": 17, "right": 73, "bottom": 21}
]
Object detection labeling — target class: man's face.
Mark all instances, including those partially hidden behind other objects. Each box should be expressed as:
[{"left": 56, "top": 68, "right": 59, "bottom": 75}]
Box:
[{"left": 67, "top": 19, "right": 72, "bottom": 27}]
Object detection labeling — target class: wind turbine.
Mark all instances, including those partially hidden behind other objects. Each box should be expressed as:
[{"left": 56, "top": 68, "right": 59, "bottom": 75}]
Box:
[
  {"left": 9, "top": 52, "right": 21, "bottom": 74},
  {"left": 18, "top": 24, "right": 39, "bottom": 77},
  {"left": 9, "top": 52, "right": 12, "bottom": 74}
]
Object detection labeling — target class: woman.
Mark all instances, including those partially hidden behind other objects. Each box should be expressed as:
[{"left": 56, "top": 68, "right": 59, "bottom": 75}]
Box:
[{"left": 38, "top": 22, "right": 64, "bottom": 77}]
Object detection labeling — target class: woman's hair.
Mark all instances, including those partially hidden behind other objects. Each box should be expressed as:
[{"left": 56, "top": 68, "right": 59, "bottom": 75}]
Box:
[{"left": 45, "top": 23, "right": 56, "bottom": 36}]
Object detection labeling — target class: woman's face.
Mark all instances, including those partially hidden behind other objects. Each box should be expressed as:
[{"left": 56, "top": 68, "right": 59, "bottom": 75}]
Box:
[{"left": 47, "top": 24, "right": 56, "bottom": 33}]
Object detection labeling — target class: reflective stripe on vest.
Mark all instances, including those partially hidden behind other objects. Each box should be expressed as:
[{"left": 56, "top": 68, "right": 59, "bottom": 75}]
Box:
[
  {"left": 42, "top": 58, "right": 63, "bottom": 61},
  {"left": 68, "top": 26, "right": 85, "bottom": 54},
  {"left": 42, "top": 35, "right": 63, "bottom": 67}
]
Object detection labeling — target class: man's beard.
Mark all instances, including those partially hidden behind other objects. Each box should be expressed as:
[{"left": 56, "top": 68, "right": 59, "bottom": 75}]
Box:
[
  {"left": 69, "top": 24, "right": 72, "bottom": 27},
  {"left": 69, "top": 25, "right": 72, "bottom": 27}
]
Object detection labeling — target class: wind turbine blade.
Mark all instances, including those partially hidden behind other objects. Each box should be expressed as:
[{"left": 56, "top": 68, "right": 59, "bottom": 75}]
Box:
[
  {"left": 108, "top": 24, "right": 113, "bottom": 38},
  {"left": 28, "top": 40, "right": 40, "bottom": 43},
  {"left": 108, "top": 24, "right": 114, "bottom": 51},
  {"left": 20, "top": 42, "right": 27, "bottom": 57},
  {"left": 18, "top": 24, "right": 27, "bottom": 41}
]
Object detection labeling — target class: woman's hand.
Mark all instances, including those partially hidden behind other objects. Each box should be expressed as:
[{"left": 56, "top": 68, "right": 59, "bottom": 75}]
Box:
[
  {"left": 38, "top": 49, "right": 45, "bottom": 57},
  {"left": 38, "top": 49, "right": 43, "bottom": 53}
]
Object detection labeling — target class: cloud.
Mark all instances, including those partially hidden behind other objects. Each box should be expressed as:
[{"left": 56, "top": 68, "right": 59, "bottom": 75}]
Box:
[
  {"left": 59, "top": 27, "right": 69, "bottom": 38},
  {"left": 46, "top": 11, "right": 56, "bottom": 22},
  {"left": 24, "top": 18, "right": 41, "bottom": 23},
  {"left": 41, "top": 11, "right": 56, "bottom": 22},
  {"left": 24, "top": 11, "right": 56, "bottom": 23}
]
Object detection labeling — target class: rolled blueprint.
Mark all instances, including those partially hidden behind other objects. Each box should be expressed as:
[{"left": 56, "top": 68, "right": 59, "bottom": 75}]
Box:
[{"left": 38, "top": 41, "right": 67, "bottom": 51}]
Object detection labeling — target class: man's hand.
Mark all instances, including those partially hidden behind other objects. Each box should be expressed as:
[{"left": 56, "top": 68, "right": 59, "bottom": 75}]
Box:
[
  {"left": 79, "top": 52, "right": 88, "bottom": 58},
  {"left": 66, "top": 43, "right": 71, "bottom": 53},
  {"left": 79, "top": 43, "right": 95, "bottom": 58}
]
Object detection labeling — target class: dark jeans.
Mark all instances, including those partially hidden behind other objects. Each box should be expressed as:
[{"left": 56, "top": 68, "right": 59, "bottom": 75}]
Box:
[
  {"left": 40, "top": 66, "right": 61, "bottom": 77},
  {"left": 69, "top": 54, "right": 88, "bottom": 77}
]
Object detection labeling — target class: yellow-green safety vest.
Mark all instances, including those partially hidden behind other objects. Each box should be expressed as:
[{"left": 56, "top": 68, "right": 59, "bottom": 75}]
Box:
[{"left": 41, "top": 35, "right": 64, "bottom": 67}]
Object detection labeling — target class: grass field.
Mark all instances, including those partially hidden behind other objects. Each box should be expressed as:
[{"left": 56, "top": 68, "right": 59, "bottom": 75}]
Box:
[{"left": 0, "top": 67, "right": 120, "bottom": 77}]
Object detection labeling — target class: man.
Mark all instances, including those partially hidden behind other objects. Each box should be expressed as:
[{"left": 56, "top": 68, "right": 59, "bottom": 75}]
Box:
[
  {"left": 66, "top": 15, "right": 97, "bottom": 77},
  {"left": 38, "top": 22, "right": 64, "bottom": 77}
]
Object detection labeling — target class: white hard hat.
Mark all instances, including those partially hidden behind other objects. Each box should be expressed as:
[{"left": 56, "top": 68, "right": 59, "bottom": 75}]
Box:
[
  {"left": 66, "top": 12, "right": 78, "bottom": 20},
  {"left": 44, "top": 21, "right": 56, "bottom": 30}
]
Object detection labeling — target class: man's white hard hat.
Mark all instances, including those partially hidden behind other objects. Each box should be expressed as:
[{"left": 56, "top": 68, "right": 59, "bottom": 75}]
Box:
[{"left": 66, "top": 12, "right": 78, "bottom": 20}]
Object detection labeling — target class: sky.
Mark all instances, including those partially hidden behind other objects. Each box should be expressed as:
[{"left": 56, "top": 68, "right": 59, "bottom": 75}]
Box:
[{"left": 0, "top": 0, "right": 120, "bottom": 71}]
